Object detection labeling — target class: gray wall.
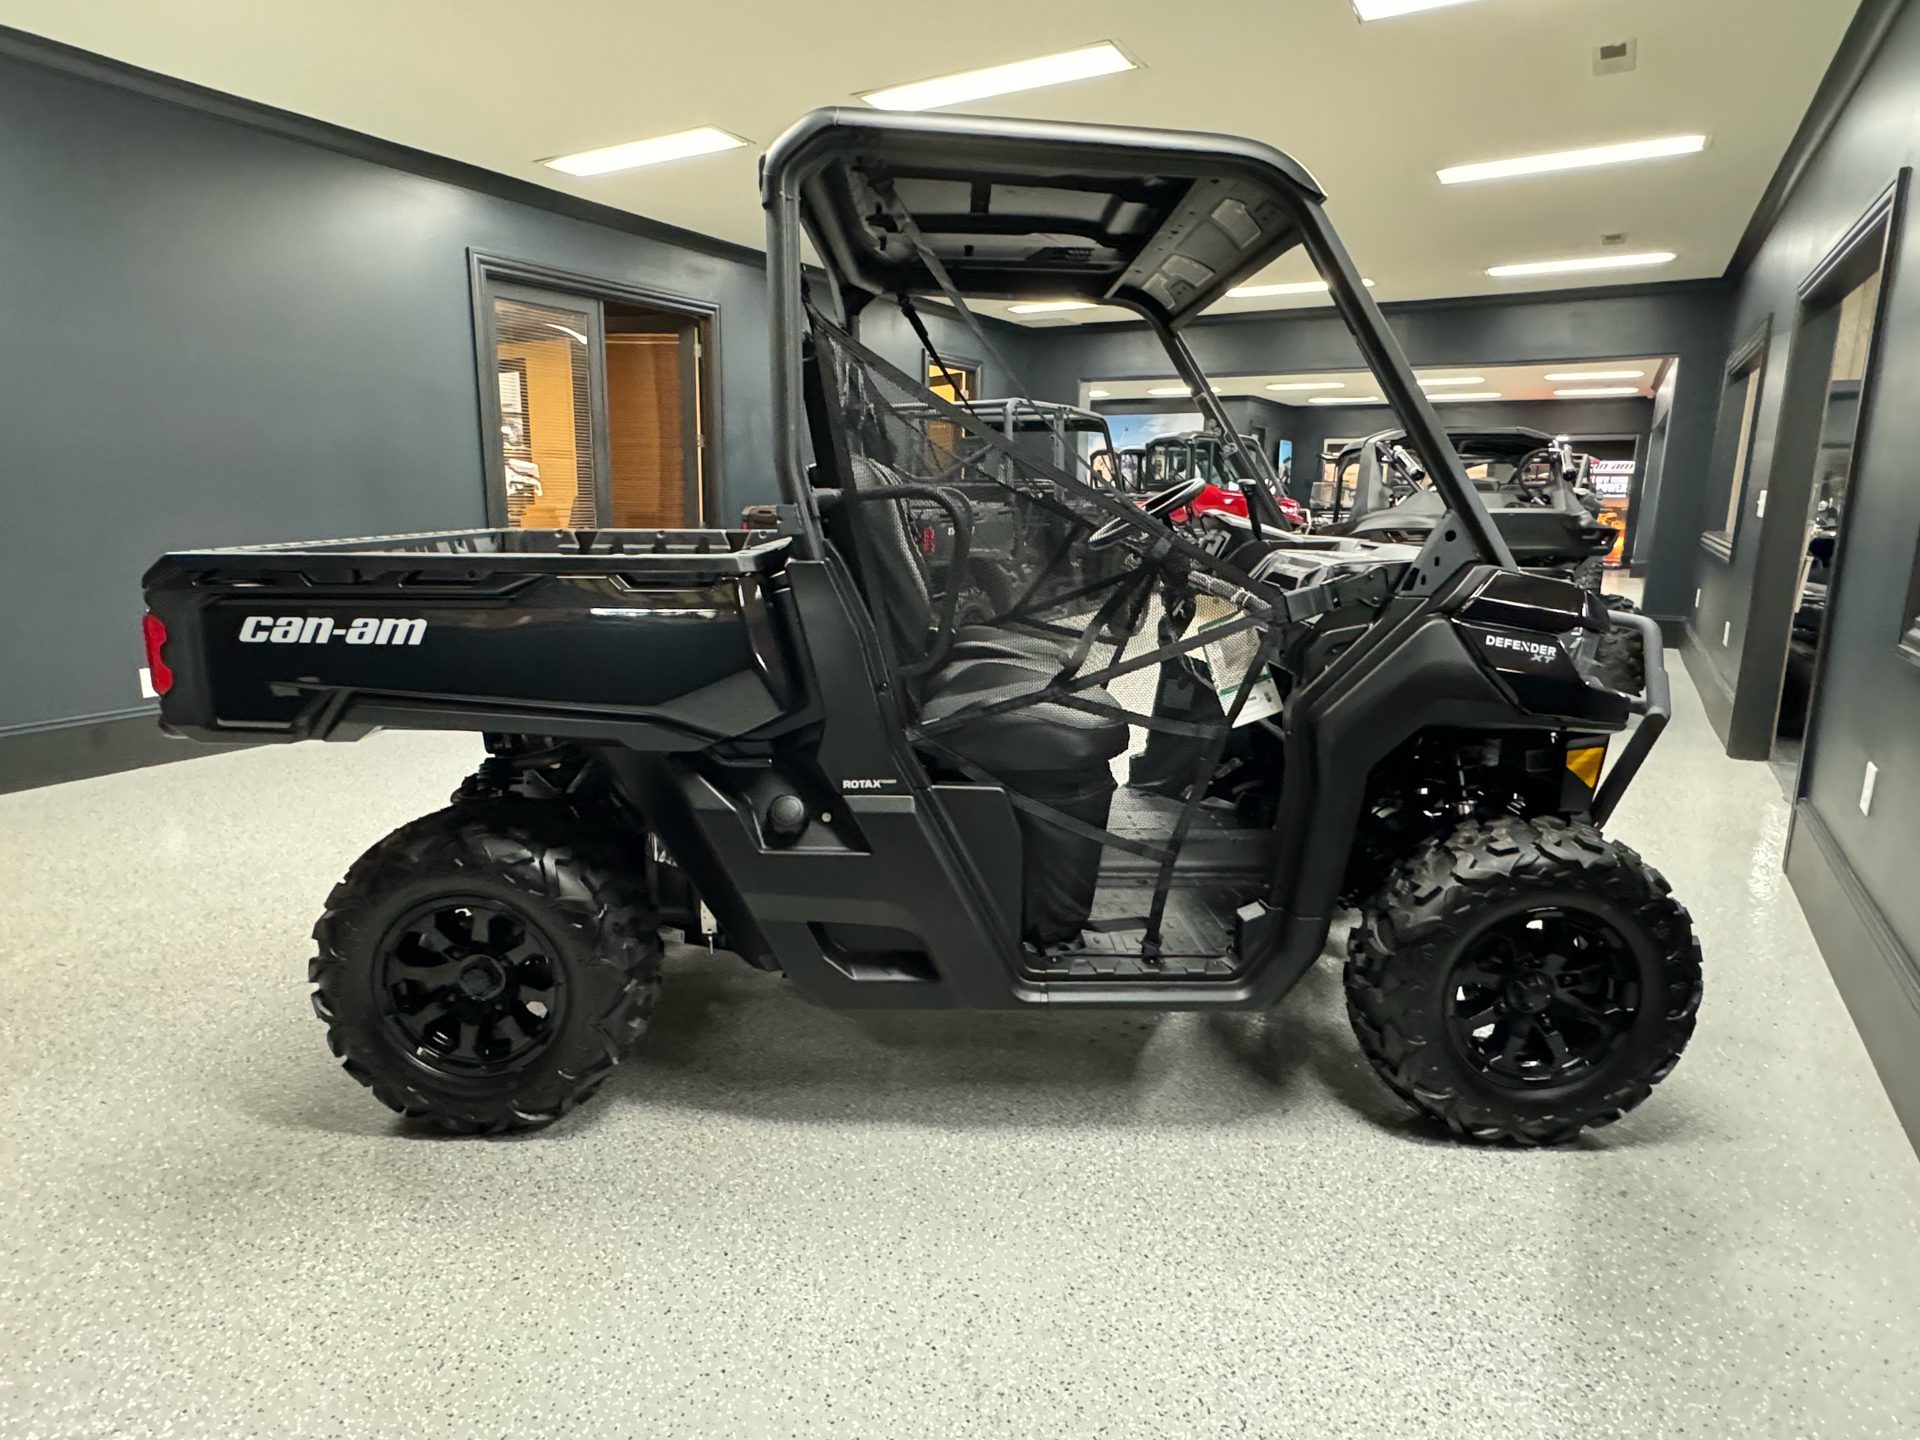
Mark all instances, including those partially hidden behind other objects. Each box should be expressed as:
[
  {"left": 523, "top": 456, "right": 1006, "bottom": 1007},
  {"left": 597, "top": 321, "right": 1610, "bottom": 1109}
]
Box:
[
  {"left": 1020, "top": 285, "right": 1732, "bottom": 619},
  {"left": 1687, "top": 0, "right": 1920, "bottom": 1139},
  {"left": 0, "top": 48, "right": 774, "bottom": 738}
]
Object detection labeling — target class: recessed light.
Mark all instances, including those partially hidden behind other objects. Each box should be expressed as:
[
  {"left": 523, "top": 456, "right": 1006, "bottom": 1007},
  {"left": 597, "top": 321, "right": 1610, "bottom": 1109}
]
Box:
[
  {"left": 1430, "top": 391, "right": 1503, "bottom": 401},
  {"left": 1488, "top": 252, "right": 1676, "bottom": 277},
  {"left": 1555, "top": 386, "right": 1642, "bottom": 397},
  {"left": 861, "top": 42, "right": 1136, "bottom": 111},
  {"left": 1439, "top": 136, "right": 1707, "bottom": 186},
  {"left": 1147, "top": 386, "right": 1192, "bottom": 397},
  {"left": 1009, "top": 300, "right": 1098, "bottom": 314},
  {"left": 1545, "top": 369, "right": 1647, "bottom": 381},
  {"left": 1353, "top": 0, "right": 1484, "bottom": 19},
  {"left": 1310, "top": 395, "right": 1385, "bottom": 405},
  {"left": 1419, "top": 376, "right": 1486, "bottom": 388},
  {"left": 1087, "top": 389, "right": 1110, "bottom": 399},
  {"left": 1267, "top": 381, "right": 1347, "bottom": 392},
  {"left": 543, "top": 126, "right": 747, "bottom": 177},
  {"left": 1226, "top": 279, "right": 1375, "bottom": 298}
]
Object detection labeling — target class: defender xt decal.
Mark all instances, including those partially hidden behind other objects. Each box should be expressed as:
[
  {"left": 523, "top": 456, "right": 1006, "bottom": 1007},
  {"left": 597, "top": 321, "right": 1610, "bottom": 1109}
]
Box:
[
  {"left": 1480, "top": 632, "right": 1561, "bottom": 664},
  {"left": 238, "top": 615, "right": 427, "bottom": 646}
]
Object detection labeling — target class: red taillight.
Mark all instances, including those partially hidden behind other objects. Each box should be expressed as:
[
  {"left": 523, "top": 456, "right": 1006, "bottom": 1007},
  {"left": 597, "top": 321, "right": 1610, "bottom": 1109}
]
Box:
[{"left": 142, "top": 612, "right": 173, "bottom": 695}]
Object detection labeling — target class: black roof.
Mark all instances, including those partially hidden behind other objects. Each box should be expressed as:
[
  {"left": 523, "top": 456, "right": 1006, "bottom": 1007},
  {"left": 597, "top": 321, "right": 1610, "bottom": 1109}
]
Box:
[{"left": 762, "top": 108, "right": 1327, "bottom": 327}]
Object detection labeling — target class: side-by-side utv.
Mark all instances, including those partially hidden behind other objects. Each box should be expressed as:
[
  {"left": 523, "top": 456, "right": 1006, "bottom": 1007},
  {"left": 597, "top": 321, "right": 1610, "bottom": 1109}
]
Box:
[
  {"left": 1323, "top": 426, "right": 1643, "bottom": 689},
  {"left": 1325, "top": 427, "right": 1615, "bottom": 577},
  {"left": 141, "top": 109, "right": 1699, "bottom": 1144}
]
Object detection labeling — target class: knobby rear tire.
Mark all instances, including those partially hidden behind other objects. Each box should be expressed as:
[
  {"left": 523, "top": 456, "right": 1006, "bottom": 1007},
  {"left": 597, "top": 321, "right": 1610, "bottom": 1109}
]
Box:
[{"left": 310, "top": 801, "right": 661, "bottom": 1134}]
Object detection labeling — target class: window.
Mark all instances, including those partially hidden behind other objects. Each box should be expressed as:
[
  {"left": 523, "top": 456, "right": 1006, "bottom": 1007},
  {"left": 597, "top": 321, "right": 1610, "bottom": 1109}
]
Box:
[
  {"left": 492, "top": 292, "right": 599, "bottom": 529},
  {"left": 473, "top": 259, "right": 714, "bottom": 531},
  {"left": 923, "top": 355, "right": 977, "bottom": 460},
  {"left": 926, "top": 355, "right": 977, "bottom": 404}
]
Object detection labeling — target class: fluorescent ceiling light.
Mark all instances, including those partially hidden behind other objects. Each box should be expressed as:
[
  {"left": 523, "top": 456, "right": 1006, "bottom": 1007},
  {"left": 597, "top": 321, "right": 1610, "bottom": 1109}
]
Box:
[
  {"left": 1267, "top": 381, "right": 1346, "bottom": 392},
  {"left": 1545, "top": 369, "right": 1647, "bottom": 381},
  {"left": 1087, "top": 389, "right": 1110, "bottom": 398},
  {"left": 1353, "top": 0, "right": 1485, "bottom": 19},
  {"left": 1488, "top": 251, "right": 1676, "bottom": 277},
  {"left": 1555, "top": 386, "right": 1642, "bottom": 397},
  {"left": 1147, "top": 386, "right": 1192, "bottom": 397},
  {"left": 862, "top": 42, "right": 1135, "bottom": 111},
  {"left": 543, "top": 126, "right": 746, "bottom": 177},
  {"left": 1310, "top": 395, "right": 1384, "bottom": 405},
  {"left": 1430, "top": 391, "right": 1503, "bottom": 401},
  {"left": 1226, "top": 279, "right": 1374, "bottom": 299},
  {"left": 1009, "top": 300, "right": 1098, "bottom": 314},
  {"left": 1419, "top": 376, "right": 1486, "bottom": 388},
  {"left": 1439, "top": 135, "right": 1707, "bottom": 186}
]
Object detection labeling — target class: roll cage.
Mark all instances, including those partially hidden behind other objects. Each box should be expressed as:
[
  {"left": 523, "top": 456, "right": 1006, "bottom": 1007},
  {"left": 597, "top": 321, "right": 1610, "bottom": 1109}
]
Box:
[
  {"left": 760, "top": 106, "right": 1517, "bottom": 573},
  {"left": 1144, "top": 431, "right": 1231, "bottom": 483},
  {"left": 1337, "top": 426, "right": 1593, "bottom": 526}
]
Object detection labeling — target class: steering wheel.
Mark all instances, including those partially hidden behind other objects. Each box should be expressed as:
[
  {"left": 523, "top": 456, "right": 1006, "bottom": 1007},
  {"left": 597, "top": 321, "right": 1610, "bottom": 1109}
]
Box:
[
  {"left": 1509, "top": 448, "right": 1559, "bottom": 505},
  {"left": 1088, "top": 477, "right": 1208, "bottom": 550}
]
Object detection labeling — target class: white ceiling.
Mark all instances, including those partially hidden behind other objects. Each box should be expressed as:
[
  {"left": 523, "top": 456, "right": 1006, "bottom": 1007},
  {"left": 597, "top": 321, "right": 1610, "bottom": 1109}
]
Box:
[
  {"left": 1087, "top": 356, "right": 1672, "bottom": 405},
  {"left": 2, "top": 1, "right": 1859, "bottom": 322}
]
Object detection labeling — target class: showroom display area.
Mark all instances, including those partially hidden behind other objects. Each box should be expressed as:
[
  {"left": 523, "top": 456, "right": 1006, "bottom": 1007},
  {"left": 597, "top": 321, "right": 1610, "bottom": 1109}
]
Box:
[
  {"left": 1, "top": 663, "right": 1915, "bottom": 1437},
  {"left": 4, "top": 2, "right": 1920, "bottom": 1435}
]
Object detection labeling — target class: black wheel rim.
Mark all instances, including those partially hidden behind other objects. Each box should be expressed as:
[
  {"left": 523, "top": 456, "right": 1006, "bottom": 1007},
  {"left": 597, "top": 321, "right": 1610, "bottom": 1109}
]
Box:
[
  {"left": 1444, "top": 905, "right": 1641, "bottom": 1089},
  {"left": 377, "top": 899, "right": 563, "bottom": 1075}
]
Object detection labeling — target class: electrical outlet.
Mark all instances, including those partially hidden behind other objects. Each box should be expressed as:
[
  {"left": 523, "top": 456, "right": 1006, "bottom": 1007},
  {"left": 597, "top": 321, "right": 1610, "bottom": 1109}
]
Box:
[
  {"left": 1860, "top": 761, "right": 1879, "bottom": 817},
  {"left": 1756, "top": 489, "right": 1767, "bottom": 517},
  {"left": 1722, "top": 621, "right": 1731, "bottom": 646}
]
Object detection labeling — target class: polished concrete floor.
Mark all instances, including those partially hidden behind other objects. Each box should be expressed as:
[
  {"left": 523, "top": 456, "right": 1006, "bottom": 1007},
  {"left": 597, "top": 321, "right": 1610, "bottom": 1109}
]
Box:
[{"left": 4, "top": 664, "right": 1918, "bottom": 1439}]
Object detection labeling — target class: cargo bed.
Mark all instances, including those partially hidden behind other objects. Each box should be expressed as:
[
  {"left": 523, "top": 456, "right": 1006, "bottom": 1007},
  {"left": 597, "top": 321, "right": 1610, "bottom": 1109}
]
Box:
[{"left": 141, "top": 527, "right": 804, "bottom": 750}]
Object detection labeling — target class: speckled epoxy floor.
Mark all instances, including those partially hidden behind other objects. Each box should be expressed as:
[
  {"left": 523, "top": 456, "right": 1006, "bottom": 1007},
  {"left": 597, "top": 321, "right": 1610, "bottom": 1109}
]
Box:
[{"left": 4, "top": 664, "right": 1918, "bottom": 1439}]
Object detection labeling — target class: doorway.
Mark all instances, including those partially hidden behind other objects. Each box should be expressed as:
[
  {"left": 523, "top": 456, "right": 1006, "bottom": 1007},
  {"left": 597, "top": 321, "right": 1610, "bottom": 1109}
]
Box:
[
  {"left": 1778, "top": 267, "right": 1881, "bottom": 747},
  {"left": 1765, "top": 182, "right": 1901, "bottom": 785},
  {"left": 473, "top": 260, "right": 714, "bottom": 530}
]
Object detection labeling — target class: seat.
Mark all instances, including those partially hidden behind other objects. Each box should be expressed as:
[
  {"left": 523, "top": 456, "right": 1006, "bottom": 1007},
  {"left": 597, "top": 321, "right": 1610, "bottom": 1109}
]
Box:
[
  {"left": 840, "top": 455, "right": 1089, "bottom": 703},
  {"left": 836, "top": 453, "right": 1129, "bottom": 945},
  {"left": 920, "top": 661, "right": 1130, "bottom": 774}
]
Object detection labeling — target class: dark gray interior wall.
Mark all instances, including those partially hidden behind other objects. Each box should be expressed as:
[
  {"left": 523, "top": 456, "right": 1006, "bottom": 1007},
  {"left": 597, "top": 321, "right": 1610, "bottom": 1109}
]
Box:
[
  {"left": 1020, "top": 284, "right": 1732, "bottom": 617},
  {"left": 1694, "top": 0, "right": 1920, "bottom": 1086},
  {"left": 0, "top": 51, "right": 773, "bottom": 737}
]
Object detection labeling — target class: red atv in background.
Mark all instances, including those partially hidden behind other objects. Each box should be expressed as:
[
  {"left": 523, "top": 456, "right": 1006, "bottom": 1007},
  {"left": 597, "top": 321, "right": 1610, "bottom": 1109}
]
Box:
[{"left": 1124, "top": 430, "right": 1309, "bottom": 530}]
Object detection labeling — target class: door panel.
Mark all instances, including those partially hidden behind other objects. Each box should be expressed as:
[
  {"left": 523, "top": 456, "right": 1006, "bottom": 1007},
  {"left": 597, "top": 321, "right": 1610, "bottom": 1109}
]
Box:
[{"left": 605, "top": 331, "right": 687, "bottom": 527}]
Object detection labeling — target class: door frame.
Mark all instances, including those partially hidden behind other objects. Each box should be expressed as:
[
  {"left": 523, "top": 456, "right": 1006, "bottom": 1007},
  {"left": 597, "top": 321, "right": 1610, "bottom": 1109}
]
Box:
[
  {"left": 468, "top": 252, "right": 721, "bottom": 528},
  {"left": 1789, "top": 172, "right": 1909, "bottom": 792}
]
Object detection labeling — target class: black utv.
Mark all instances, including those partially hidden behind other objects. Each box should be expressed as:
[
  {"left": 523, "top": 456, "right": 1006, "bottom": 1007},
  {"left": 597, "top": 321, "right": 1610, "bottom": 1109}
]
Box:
[
  {"left": 141, "top": 108, "right": 1699, "bottom": 1145},
  {"left": 1324, "top": 427, "right": 1616, "bottom": 580}
]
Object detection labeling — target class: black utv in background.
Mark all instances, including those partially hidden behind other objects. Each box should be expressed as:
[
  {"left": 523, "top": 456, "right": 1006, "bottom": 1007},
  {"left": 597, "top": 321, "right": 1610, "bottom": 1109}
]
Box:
[
  {"left": 142, "top": 108, "right": 1699, "bottom": 1145},
  {"left": 1322, "top": 426, "right": 1643, "bottom": 690},
  {"left": 1324, "top": 427, "right": 1615, "bottom": 579}
]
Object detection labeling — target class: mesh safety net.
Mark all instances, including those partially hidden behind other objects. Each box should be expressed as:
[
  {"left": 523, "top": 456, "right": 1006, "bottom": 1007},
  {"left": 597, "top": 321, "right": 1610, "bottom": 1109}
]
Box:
[{"left": 807, "top": 303, "right": 1288, "bottom": 969}]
